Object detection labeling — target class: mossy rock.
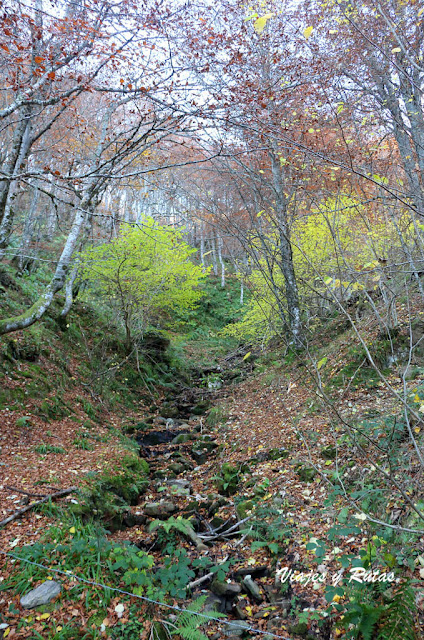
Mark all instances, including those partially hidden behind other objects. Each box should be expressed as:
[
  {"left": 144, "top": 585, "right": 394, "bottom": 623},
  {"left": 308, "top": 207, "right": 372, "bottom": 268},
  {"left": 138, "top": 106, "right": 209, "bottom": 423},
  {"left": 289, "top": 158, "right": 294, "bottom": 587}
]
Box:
[
  {"left": 168, "top": 463, "right": 185, "bottom": 475},
  {"left": 295, "top": 464, "right": 317, "bottom": 483},
  {"left": 191, "top": 400, "right": 211, "bottom": 415},
  {"left": 288, "top": 621, "right": 308, "bottom": 637},
  {"left": 172, "top": 433, "right": 192, "bottom": 444},
  {"left": 236, "top": 500, "right": 254, "bottom": 520},
  {"left": 72, "top": 455, "right": 150, "bottom": 525}
]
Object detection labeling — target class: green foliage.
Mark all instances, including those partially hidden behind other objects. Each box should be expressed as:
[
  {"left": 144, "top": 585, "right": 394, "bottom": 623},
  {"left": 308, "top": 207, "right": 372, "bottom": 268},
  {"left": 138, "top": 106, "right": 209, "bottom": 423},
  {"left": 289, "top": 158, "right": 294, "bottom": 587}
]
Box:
[
  {"left": 242, "top": 505, "right": 292, "bottom": 556},
  {"left": 72, "top": 437, "right": 94, "bottom": 451},
  {"left": 148, "top": 515, "right": 193, "bottom": 536},
  {"left": 37, "top": 396, "right": 71, "bottom": 421},
  {"left": 80, "top": 220, "right": 207, "bottom": 347},
  {"left": 223, "top": 199, "right": 415, "bottom": 341},
  {"left": 214, "top": 463, "right": 242, "bottom": 496},
  {"left": 15, "top": 415, "right": 32, "bottom": 428},
  {"left": 35, "top": 443, "right": 66, "bottom": 454},
  {"left": 168, "top": 594, "right": 225, "bottom": 640},
  {"left": 71, "top": 454, "right": 149, "bottom": 524}
]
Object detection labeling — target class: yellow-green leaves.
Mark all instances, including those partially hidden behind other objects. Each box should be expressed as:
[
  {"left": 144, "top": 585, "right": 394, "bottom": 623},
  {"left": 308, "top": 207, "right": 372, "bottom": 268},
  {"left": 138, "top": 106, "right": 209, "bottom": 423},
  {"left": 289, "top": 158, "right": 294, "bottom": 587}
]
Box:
[
  {"left": 254, "top": 13, "right": 274, "bottom": 34},
  {"left": 303, "top": 26, "right": 313, "bottom": 40}
]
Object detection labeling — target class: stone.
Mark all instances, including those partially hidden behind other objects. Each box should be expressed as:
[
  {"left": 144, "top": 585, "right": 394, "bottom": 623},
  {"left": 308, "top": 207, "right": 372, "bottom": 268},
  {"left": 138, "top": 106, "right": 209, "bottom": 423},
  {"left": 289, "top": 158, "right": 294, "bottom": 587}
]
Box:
[
  {"left": 20, "top": 581, "right": 61, "bottom": 609},
  {"left": 211, "top": 579, "right": 241, "bottom": 598},
  {"left": 144, "top": 501, "right": 177, "bottom": 518},
  {"left": 242, "top": 575, "right": 263, "bottom": 603},
  {"left": 164, "top": 478, "right": 191, "bottom": 491},
  {"left": 223, "top": 620, "right": 251, "bottom": 637},
  {"left": 168, "top": 463, "right": 185, "bottom": 475},
  {"left": 267, "top": 617, "right": 286, "bottom": 632},
  {"left": 236, "top": 500, "right": 254, "bottom": 520},
  {"left": 160, "top": 404, "right": 180, "bottom": 419},
  {"left": 172, "top": 433, "right": 192, "bottom": 444},
  {"left": 203, "top": 592, "right": 225, "bottom": 613}
]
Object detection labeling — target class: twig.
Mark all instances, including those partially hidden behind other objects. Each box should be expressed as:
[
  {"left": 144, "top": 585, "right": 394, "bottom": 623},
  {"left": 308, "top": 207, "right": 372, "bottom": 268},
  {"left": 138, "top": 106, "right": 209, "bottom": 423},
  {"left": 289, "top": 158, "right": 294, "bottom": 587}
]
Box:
[
  {"left": 188, "top": 554, "right": 229, "bottom": 590},
  {"left": 198, "top": 515, "right": 253, "bottom": 541},
  {"left": 0, "top": 487, "right": 77, "bottom": 528},
  {"left": 5, "top": 485, "right": 48, "bottom": 498}
]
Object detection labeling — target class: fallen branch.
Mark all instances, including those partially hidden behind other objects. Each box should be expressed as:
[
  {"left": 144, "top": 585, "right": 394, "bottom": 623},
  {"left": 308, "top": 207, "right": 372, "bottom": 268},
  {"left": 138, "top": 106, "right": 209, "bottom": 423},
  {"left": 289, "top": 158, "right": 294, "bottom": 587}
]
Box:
[
  {"left": 5, "top": 485, "right": 48, "bottom": 498},
  {"left": 0, "top": 487, "right": 78, "bottom": 528},
  {"left": 198, "top": 516, "right": 253, "bottom": 541},
  {"left": 188, "top": 555, "right": 229, "bottom": 590}
]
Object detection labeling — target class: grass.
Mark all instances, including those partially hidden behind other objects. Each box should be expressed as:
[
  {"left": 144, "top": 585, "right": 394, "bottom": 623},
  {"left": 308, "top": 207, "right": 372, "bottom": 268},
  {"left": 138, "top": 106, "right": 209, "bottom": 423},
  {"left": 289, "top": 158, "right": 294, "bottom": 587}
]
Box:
[{"left": 35, "top": 443, "right": 67, "bottom": 455}]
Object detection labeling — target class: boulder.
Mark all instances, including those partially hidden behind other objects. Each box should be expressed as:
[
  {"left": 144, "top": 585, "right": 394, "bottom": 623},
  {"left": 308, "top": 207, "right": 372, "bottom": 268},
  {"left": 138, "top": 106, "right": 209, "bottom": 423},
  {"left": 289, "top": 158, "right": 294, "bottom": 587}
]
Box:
[
  {"left": 172, "top": 433, "right": 192, "bottom": 444},
  {"left": 223, "top": 620, "right": 251, "bottom": 637},
  {"left": 211, "top": 579, "right": 241, "bottom": 598},
  {"left": 242, "top": 575, "right": 263, "bottom": 603},
  {"left": 144, "top": 501, "right": 177, "bottom": 518},
  {"left": 20, "top": 581, "right": 61, "bottom": 609}
]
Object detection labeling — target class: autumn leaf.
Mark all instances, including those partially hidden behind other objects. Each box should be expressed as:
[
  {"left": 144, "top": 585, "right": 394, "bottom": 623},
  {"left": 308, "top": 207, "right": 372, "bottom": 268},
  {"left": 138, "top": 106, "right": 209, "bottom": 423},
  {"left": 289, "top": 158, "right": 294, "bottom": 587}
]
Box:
[
  {"left": 303, "top": 26, "right": 313, "bottom": 40},
  {"left": 254, "top": 13, "right": 274, "bottom": 34}
]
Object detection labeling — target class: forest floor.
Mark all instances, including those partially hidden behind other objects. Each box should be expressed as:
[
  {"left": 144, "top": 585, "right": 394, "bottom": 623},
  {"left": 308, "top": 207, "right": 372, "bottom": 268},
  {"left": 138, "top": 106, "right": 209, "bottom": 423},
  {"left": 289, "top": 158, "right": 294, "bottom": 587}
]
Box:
[{"left": 0, "top": 309, "right": 423, "bottom": 639}]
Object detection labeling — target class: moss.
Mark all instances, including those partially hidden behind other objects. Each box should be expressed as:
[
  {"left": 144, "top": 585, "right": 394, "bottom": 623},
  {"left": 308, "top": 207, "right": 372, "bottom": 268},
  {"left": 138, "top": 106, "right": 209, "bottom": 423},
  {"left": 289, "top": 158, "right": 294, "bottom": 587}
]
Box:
[{"left": 71, "top": 454, "right": 150, "bottom": 525}]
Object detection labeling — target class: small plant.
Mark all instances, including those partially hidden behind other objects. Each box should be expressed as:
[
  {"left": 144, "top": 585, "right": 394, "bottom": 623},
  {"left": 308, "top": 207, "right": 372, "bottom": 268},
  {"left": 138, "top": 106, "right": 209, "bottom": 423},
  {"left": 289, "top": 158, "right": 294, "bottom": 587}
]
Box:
[
  {"left": 15, "top": 415, "right": 32, "bottom": 428},
  {"left": 35, "top": 443, "right": 66, "bottom": 455},
  {"left": 72, "top": 437, "right": 94, "bottom": 450},
  {"left": 167, "top": 594, "right": 225, "bottom": 639},
  {"left": 213, "top": 462, "right": 241, "bottom": 496}
]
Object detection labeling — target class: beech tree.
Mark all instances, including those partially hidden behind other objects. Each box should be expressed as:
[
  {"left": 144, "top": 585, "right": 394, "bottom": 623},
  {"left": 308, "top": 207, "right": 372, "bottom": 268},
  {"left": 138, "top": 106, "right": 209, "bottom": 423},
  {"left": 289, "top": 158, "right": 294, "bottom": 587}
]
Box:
[
  {"left": 0, "top": 0, "right": 203, "bottom": 335},
  {"left": 80, "top": 220, "right": 207, "bottom": 352}
]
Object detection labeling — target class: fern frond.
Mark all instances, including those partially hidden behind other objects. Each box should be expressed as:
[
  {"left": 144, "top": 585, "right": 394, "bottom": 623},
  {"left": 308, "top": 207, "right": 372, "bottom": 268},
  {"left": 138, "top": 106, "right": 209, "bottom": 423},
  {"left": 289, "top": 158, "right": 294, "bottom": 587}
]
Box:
[{"left": 376, "top": 582, "right": 418, "bottom": 640}]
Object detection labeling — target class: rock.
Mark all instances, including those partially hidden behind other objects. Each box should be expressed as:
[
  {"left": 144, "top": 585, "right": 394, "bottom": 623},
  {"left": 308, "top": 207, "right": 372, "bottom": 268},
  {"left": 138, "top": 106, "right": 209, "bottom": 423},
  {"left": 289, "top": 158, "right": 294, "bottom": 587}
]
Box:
[
  {"left": 295, "top": 464, "right": 317, "bottom": 482},
  {"left": 234, "top": 605, "right": 247, "bottom": 620},
  {"left": 164, "top": 479, "right": 191, "bottom": 491},
  {"left": 320, "top": 445, "right": 336, "bottom": 460},
  {"left": 191, "top": 400, "right": 211, "bottom": 416},
  {"left": 160, "top": 404, "right": 180, "bottom": 419},
  {"left": 20, "top": 581, "right": 61, "bottom": 609},
  {"left": 203, "top": 592, "right": 225, "bottom": 613},
  {"left": 168, "top": 463, "right": 185, "bottom": 475},
  {"left": 172, "top": 433, "right": 192, "bottom": 444},
  {"left": 223, "top": 620, "right": 251, "bottom": 637},
  {"left": 208, "top": 495, "right": 230, "bottom": 516},
  {"left": 267, "top": 617, "right": 286, "bottom": 632},
  {"left": 234, "top": 566, "right": 269, "bottom": 579},
  {"left": 236, "top": 500, "right": 254, "bottom": 520},
  {"left": 211, "top": 579, "right": 241, "bottom": 598},
  {"left": 144, "top": 501, "right": 177, "bottom": 518},
  {"left": 242, "top": 575, "right": 263, "bottom": 603}
]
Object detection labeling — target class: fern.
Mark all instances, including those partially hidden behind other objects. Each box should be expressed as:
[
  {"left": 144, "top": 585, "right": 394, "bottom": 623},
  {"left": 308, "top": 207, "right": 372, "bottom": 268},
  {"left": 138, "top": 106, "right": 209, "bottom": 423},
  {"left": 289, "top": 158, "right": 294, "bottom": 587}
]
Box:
[
  {"left": 149, "top": 516, "right": 192, "bottom": 536},
  {"left": 170, "top": 595, "right": 225, "bottom": 640},
  {"left": 376, "top": 582, "right": 418, "bottom": 640}
]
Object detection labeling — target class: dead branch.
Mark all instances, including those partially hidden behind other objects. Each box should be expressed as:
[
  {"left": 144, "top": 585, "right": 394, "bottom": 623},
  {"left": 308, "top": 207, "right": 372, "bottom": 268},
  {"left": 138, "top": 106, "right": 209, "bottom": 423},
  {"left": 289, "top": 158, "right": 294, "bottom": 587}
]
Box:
[
  {"left": 5, "top": 485, "right": 48, "bottom": 498},
  {"left": 0, "top": 487, "right": 78, "bottom": 528}
]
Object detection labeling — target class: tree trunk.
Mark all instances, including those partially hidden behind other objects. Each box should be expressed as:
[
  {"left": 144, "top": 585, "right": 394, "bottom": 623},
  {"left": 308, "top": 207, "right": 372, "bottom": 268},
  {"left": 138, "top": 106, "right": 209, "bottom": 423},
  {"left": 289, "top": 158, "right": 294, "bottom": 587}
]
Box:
[
  {"left": 0, "top": 200, "right": 90, "bottom": 335},
  {"left": 217, "top": 234, "right": 225, "bottom": 287},
  {"left": 270, "top": 150, "right": 302, "bottom": 348}
]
